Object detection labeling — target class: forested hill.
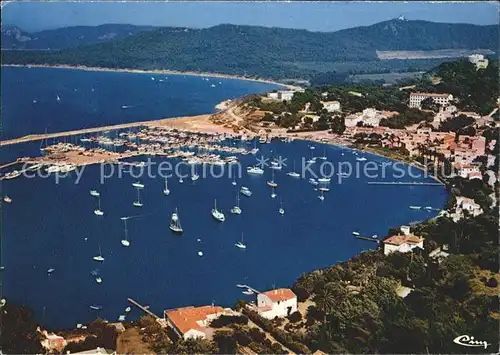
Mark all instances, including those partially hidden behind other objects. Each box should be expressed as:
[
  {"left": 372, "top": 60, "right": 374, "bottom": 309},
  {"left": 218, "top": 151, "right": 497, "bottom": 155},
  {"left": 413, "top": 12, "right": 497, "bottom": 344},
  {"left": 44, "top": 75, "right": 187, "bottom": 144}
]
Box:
[
  {"left": 1, "top": 19, "right": 497, "bottom": 80},
  {"left": 1, "top": 24, "right": 157, "bottom": 50}
]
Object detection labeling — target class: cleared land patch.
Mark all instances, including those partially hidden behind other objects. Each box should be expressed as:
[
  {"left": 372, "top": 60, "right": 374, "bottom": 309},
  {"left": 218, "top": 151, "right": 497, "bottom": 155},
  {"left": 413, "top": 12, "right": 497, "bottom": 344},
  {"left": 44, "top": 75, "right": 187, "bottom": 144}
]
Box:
[{"left": 377, "top": 49, "right": 495, "bottom": 60}]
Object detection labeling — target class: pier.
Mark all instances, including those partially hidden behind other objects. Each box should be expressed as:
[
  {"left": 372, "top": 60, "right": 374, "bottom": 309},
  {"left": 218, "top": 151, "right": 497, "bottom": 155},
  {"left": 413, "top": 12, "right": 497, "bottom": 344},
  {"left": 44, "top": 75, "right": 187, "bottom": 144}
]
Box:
[
  {"left": 366, "top": 181, "right": 443, "bottom": 186},
  {"left": 127, "top": 298, "right": 167, "bottom": 327},
  {"left": 355, "top": 235, "right": 380, "bottom": 243}
]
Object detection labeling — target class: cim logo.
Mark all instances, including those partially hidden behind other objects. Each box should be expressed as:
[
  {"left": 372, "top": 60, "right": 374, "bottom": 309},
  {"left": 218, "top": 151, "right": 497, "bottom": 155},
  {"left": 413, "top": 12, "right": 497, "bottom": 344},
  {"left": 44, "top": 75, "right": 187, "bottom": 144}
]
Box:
[{"left": 453, "top": 335, "right": 490, "bottom": 349}]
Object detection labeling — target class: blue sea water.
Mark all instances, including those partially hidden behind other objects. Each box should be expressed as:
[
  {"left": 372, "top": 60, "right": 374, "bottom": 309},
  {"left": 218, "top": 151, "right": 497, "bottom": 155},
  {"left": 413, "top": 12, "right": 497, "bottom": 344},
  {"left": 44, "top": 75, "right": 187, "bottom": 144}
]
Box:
[
  {"left": 1, "top": 67, "right": 448, "bottom": 329},
  {"left": 1, "top": 66, "right": 281, "bottom": 140}
]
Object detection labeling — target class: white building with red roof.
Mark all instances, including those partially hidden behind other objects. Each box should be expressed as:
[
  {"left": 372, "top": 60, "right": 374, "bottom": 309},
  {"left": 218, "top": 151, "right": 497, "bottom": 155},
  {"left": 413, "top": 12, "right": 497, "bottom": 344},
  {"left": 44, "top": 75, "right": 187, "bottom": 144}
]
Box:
[
  {"left": 254, "top": 288, "right": 297, "bottom": 319},
  {"left": 164, "top": 305, "right": 226, "bottom": 340},
  {"left": 382, "top": 226, "right": 424, "bottom": 255}
]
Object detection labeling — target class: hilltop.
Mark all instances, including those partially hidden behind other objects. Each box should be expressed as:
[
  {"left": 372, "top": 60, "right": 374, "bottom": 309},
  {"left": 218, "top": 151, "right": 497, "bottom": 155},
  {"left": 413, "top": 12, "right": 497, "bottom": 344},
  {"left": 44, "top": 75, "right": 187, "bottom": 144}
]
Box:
[
  {"left": 1, "top": 19, "right": 497, "bottom": 81},
  {"left": 1, "top": 24, "right": 157, "bottom": 50}
]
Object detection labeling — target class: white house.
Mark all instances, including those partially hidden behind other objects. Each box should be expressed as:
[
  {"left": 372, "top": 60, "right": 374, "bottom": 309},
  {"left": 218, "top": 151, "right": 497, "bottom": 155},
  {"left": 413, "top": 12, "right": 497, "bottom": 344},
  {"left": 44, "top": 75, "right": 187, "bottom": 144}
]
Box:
[
  {"left": 164, "top": 305, "right": 225, "bottom": 340},
  {"left": 455, "top": 163, "right": 481, "bottom": 179},
  {"left": 345, "top": 108, "right": 381, "bottom": 127},
  {"left": 409, "top": 92, "right": 453, "bottom": 108},
  {"left": 455, "top": 196, "right": 483, "bottom": 217},
  {"left": 278, "top": 90, "right": 295, "bottom": 101},
  {"left": 468, "top": 53, "right": 489, "bottom": 69},
  {"left": 383, "top": 233, "right": 424, "bottom": 255},
  {"left": 254, "top": 288, "right": 297, "bottom": 319},
  {"left": 267, "top": 92, "right": 279, "bottom": 99},
  {"left": 321, "top": 101, "right": 341, "bottom": 113}
]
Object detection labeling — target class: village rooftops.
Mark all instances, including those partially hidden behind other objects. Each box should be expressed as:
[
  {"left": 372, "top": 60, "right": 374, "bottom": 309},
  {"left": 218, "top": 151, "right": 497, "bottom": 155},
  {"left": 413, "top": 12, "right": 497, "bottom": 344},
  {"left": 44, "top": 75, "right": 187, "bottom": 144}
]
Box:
[
  {"left": 261, "top": 288, "right": 296, "bottom": 302},
  {"left": 383, "top": 234, "right": 423, "bottom": 246},
  {"left": 165, "top": 305, "right": 224, "bottom": 335},
  {"left": 410, "top": 92, "right": 453, "bottom": 98}
]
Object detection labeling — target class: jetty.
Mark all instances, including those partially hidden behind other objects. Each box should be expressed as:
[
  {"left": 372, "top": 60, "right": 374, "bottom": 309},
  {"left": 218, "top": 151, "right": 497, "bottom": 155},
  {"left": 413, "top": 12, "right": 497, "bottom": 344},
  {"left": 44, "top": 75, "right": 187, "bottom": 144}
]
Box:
[
  {"left": 355, "top": 235, "right": 380, "bottom": 243},
  {"left": 127, "top": 298, "right": 167, "bottom": 327},
  {"left": 366, "top": 181, "right": 443, "bottom": 186}
]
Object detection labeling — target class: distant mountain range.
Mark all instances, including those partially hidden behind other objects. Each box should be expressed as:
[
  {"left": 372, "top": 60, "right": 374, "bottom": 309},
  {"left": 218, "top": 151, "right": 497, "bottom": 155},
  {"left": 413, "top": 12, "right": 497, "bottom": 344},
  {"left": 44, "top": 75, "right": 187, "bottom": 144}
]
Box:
[
  {"left": 2, "top": 19, "right": 497, "bottom": 81},
  {"left": 1, "top": 24, "right": 156, "bottom": 50}
]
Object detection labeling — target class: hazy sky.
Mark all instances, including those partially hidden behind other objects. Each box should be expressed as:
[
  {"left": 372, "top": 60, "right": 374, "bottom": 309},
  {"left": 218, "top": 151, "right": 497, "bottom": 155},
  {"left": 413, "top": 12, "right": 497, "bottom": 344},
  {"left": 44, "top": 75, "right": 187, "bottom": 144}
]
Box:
[{"left": 2, "top": 1, "right": 499, "bottom": 33}]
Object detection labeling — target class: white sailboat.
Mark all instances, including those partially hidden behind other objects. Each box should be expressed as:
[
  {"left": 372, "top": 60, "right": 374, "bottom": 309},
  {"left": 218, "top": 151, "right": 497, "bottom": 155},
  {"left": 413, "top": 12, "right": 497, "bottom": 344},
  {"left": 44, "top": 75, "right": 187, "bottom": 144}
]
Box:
[
  {"left": 267, "top": 169, "right": 278, "bottom": 188},
  {"left": 56, "top": 94, "right": 61, "bottom": 102},
  {"left": 90, "top": 190, "right": 100, "bottom": 197},
  {"left": 93, "top": 245, "right": 105, "bottom": 262},
  {"left": 279, "top": 200, "right": 285, "bottom": 215},
  {"left": 212, "top": 199, "right": 225, "bottom": 222},
  {"left": 287, "top": 160, "right": 300, "bottom": 178},
  {"left": 191, "top": 166, "right": 200, "bottom": 181},
  {"left": 94, "top": 196, "right": 104, "bottom": 216},
  {"left": 270, "top": 187, "right": 277, "bottom": 199},
  {"left": 235, "top": 233, "right": 246, "bottom": 249},
  {"left": 169, "top": 208, "right": 184, "bottom": 234},
  {"left": 318, "top": 189, "right": 325, "bottom": 201},
  {"left": 133, "top": 187, "right": 143, "bottom": 207},
  {"left": 231, "top": 192, "right": 242, "bottom": 214},
  {"left": 163, "top": 178, "right": 170, "bottom": 195},
  {"left": 132, "top": 181, "right": 144, "bottom": 189},
  {"left": 120, "top": 217, "right": 131, "bottom": 247},
  {"left": 232, "top": 176, "right": 237, "bottom": 186},
  {"left": 319, "top": 148, "right": 327, "bottom": 160}
]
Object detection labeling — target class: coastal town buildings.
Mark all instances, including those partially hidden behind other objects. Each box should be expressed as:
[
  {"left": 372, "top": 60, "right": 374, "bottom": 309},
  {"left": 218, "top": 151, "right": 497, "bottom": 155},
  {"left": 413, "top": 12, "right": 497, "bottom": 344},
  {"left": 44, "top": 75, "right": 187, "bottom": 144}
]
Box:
[
  {"left": 252, "top": 288, "right": 297, "bottom": 319},
  {"left": 468, "top": 53, "right": 489, "bottom": 69},
  {"left": 164, "top": 305, "right": 229, "bottom": 340},
  {"left": 409, "top": 92, "right": 453, "bottom": 108},
  {"left": 344, "top": 108, "right": 384, "bottom": 127},
  {"left": 321, "top": 100, "right": 341, "bottom": 112},
  {"left": 453, "top": 196, "right": 483, "bottom": 220}
]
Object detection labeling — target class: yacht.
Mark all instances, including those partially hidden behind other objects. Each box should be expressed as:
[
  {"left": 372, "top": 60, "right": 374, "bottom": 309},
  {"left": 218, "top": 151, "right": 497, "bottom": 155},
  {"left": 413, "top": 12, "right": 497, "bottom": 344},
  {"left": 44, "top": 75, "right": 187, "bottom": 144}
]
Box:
[
  {"left": 247, "top": 166, "right": 264, "bottom": 175},
  {"left": 318, "top": 190, "right": 325, "bottom": 201},
  {"left": 93, "top": 246, "right": 105, "bottom": 262},
  {"left": 163, "top": 178, "right": 170, "bottom": 195},
  {"left": 309, "top": 178, "right": 319, "bottom": 185},
  {"left": 318, "top": 177, "right": 331, "bottom": 183},
  {"left": 125, "top": 307, "right": 132, "bottom": 313},
  {"left": 352, "top": 232, "right": 360, "bottom": 236},
  {"left": 278, "top": 200, "right": 285, "bottom": 215},
  {"left": 3, "top": 196, "right": 12, "bottom": 204},
  {"left": 235, "top": 233, "right": 247, "bottom": 249},
  {"left": 231, "top": 176, "right": 237, "bottom": 186},
  {"left": 133, "top": 187, "right": 143, "bottom": 207},
  {"left": 179, "top": 177, "right": 184, "bottom": 184},
  {"left": 120, "top": 217, "right": 131, "bottom": 247},
  {"left": 90, "top": 190, "right": 100, "bottom": 197},
  {"left": 319, "top": 148, "right": 327, "bottom": 160},
  {"left": 409, "top": 206, "right": 421, "bottom": 210},
  {"left": 371, "top": 234, "right": 378, "bottom": 239},
  {"left": 319, "top": 185, "right": 330, "bottom": 192},
  {"left": 191, "top": 173, "right": 200, "bottom": 181},
  {"left": 211, "top": 199, "right": 225, "bottom": 222},
  {"left": 89, "top": 305, "right": 102, "bottom": 311},
  {"left": 240, "top": 186, "right": 252, "bottom": 197},
  {"left": 47, "top": 268, "right": 55, "bottom": 274},
  {"left": 94, "top": 196, "right": 104, "bottom": 216},
  {"left": 270, "top": 187, "right": 277, "bottom": 199},
  {"left": 231, "top": 192, "right": 242, "bottom": 214},
  {"left": 267, "top": 169, "right": 278, "bottom": 188},
  {"left": 132, "top": 181, "right": 144, "bottom": 189},
  {"left": 258, "top": 136, "right": 266, "bottom": 144},
  {"left": 287, "top": 161, "right": 300, "bottom": 178},
  {"left": 356, "top": 157, "right": 367, "bottom": 162},
  {"left": 56, "top": 95, "right": 61, "bottom": 102},
  {"left": 169, "top": 208, "right": 184, "bottom": 234},
  {"left": 270, "top": 161, "right": 282, "bottom": 170},
  {"left": 96, "top": 276, "right": 103, "bottom": 284}
]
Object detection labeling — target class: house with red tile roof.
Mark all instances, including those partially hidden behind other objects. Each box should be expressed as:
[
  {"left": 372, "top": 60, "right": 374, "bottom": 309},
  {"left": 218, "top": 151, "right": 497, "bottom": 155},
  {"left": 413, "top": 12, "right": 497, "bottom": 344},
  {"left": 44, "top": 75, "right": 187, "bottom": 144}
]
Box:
[
  {"left": 164, "top": 305, "right": 225, "bottom": 340},
  {"left": 254, "top": 288, "right": 297, "bottom": 319},
  {"left": 383, "top": 230, "right": 424, "bottom": 255}
]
